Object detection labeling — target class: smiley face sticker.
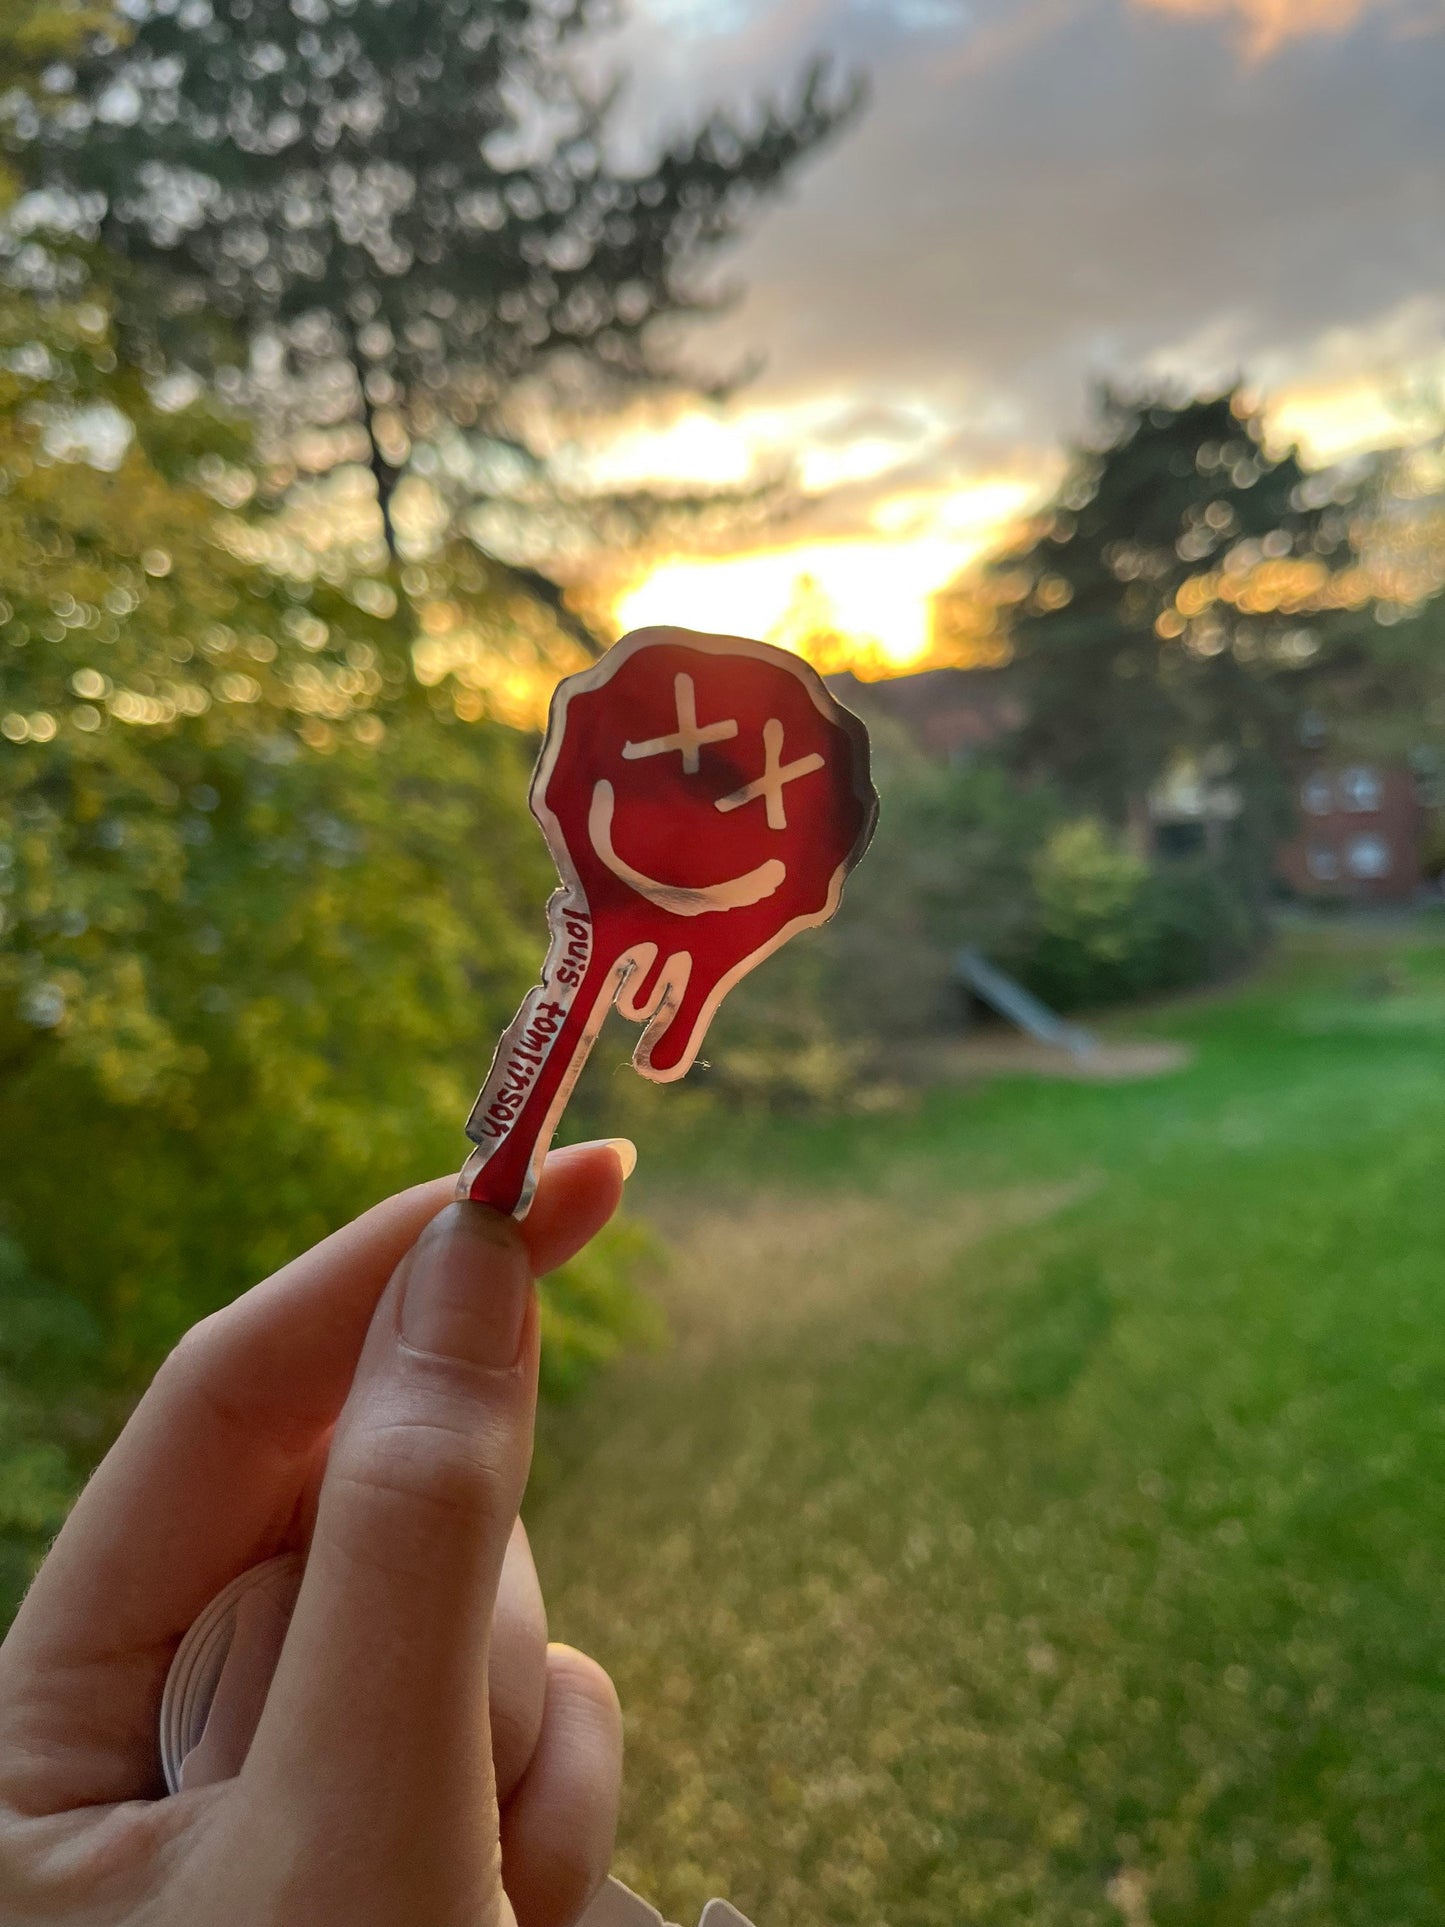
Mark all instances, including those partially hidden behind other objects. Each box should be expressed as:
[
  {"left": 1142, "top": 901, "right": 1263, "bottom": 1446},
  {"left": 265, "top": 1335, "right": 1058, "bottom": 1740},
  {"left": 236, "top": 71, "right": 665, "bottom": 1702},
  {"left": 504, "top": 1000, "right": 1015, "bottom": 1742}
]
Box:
[{"left": 460, "top": 627, "right": 879, "bottom": 1215}]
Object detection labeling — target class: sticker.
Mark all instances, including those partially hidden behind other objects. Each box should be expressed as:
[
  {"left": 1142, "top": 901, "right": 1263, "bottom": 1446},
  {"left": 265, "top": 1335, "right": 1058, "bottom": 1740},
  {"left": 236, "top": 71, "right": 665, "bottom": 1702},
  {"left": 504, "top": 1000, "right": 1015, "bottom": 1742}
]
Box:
[
  {"left": 460, "top": 627, "right": 878, "bottom": 1215},
  {"left": 576, "top": 1879, "right": 666, "bottom": 1927},
  {"left": 576, "top": 1879, "right": 758, "bottom": 1927}
]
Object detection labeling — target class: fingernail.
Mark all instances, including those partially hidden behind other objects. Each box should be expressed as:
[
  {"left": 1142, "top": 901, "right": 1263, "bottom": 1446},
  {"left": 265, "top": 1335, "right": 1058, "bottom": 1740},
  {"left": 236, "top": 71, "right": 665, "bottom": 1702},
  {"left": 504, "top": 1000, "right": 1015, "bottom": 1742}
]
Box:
[
  {"left": 399, "top": 1203, "right": 531, "bottom": 1368},
  {"left": 569, "top": 1136, "right": 638, "bottom": 1180}
]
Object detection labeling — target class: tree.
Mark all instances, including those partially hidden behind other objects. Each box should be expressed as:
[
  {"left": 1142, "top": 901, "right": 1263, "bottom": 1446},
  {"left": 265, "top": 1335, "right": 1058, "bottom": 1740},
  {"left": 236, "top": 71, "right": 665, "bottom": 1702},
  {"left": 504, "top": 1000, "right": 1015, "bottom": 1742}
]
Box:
[
  {"left": 8, "top": 0, "right": 859, "bottom": 625},
  {"left": 0, "top": 2, "right": 113, "bottom": 121},
  {"left": 0, "top": 270, "right": 426, "bottom": 1090},
  {"left": 0, "top": 42, "right": 658, "bottom": 1613},
  {"left": 0, "top": 283, "right": 659, "bottom": 1614},
  {"left": 0, "top": 0, "right": 858, "bottom": 1621},
  {"left": 1318, "top": 433, "right": 1445, "bottom": 761},
  {"left": 986, "top": 386, "right": 1363, "bottom": 892}
]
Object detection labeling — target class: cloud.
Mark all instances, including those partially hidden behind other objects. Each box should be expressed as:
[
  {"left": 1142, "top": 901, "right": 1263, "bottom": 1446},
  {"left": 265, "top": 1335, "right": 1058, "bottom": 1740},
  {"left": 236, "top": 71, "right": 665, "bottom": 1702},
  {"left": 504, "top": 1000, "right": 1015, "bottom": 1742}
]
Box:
[
  {"left": 936, "top": 0, "right": 1089, "bottom": 78},
  {"left": 1262, "top": 294, "right": 1445, "bottom": 458},
  {"left": 638, "top": 0, "right": 1445, "bottom": 440},
  {"left": 1132, "top": 0, "right": 1391, "bottom": 60}
]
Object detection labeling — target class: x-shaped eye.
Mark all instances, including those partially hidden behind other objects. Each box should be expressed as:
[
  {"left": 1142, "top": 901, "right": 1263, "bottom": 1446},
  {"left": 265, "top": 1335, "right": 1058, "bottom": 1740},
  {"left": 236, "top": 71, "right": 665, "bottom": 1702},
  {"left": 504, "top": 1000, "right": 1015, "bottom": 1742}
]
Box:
[
  {"left": 715, "top": 718, "right": 825, "bottom": 832},
  {"left": 622, "top": 674, "right": 738, "bottom": 774}
]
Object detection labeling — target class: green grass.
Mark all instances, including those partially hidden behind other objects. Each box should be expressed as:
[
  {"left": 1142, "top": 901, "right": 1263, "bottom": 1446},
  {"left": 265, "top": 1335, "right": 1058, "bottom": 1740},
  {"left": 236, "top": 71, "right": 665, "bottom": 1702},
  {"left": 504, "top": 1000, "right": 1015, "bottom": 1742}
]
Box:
[{"left": 529, "top": 925, "right": 1445, "bottom": 1927}]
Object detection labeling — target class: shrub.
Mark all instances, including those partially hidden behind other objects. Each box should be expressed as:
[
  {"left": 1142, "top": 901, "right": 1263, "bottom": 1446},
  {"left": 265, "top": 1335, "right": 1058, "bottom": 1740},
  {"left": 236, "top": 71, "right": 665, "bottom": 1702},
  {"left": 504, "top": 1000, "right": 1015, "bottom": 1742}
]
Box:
[
  {"left": 0, "top": 1236, "right": 106, "bottom": 1621},
  {"left": 1022, "top": 819, "right": 1151, "bottom": 1008},
  {"left": 540, "top": 1217, "right": 666, "bottom": 1404},
  {"left": 1017, "top": 821, "right": 1261, "bottom": 1011}
]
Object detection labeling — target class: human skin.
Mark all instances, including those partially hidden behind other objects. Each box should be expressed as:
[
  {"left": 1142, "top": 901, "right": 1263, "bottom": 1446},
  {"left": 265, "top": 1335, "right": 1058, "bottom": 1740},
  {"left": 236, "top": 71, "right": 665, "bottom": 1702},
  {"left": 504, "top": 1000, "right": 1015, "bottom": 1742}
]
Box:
[{"left": 0, "top": 1143, "right": 632, "bottom": 1927}]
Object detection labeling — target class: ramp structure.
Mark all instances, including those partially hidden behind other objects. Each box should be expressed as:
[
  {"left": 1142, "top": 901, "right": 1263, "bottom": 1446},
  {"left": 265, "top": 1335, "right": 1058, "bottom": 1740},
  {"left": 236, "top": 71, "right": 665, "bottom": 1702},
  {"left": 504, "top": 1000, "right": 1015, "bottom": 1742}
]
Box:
[{"left": 955, "top": 947, "right": 1099, "bottom": 1059}]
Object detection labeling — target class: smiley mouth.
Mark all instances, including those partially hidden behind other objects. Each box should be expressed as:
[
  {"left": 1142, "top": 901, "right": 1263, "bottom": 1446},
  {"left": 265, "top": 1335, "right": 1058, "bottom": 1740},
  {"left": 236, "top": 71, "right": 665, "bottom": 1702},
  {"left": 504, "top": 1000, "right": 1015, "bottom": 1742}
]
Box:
[{"left": 587, "top": 780, "right": 787, "bottom": 917}]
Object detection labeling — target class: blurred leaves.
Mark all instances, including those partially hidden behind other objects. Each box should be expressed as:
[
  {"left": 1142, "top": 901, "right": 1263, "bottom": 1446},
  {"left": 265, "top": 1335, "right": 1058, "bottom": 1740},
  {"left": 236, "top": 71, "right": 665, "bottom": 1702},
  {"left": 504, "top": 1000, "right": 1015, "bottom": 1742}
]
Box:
[
  {"left": 5, "top": 0, "right": 860, "bottom": 604},
  {"left": 1028, "top": 819, "right": 1152, "bottom": 993},
  {"left": 0, "top": 1232, "right": 105, "bottom": 1611},
  {"left": 540, "top": 1214, "right": 666, "bottom": 1405},
  {"left": 0, "top": 269, "right": 656, "bottom": 1613}
]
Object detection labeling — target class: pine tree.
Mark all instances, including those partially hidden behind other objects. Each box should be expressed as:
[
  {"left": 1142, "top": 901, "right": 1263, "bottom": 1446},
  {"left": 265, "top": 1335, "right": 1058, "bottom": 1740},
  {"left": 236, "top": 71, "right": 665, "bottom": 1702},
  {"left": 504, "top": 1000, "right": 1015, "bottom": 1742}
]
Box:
[
  {"left": 989, "top": 387, "right": 1360, "bottom": 871},
  {"left": 9, "top": 0, "right": 859, "bottom": 627}
]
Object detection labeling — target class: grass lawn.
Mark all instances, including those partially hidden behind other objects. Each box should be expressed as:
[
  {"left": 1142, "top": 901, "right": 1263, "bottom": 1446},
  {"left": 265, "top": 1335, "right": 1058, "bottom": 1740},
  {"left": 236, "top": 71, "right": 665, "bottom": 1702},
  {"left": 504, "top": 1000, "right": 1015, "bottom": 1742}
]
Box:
[{"left": 529, "top": 923, "right": 1445, "bottom": 1927}]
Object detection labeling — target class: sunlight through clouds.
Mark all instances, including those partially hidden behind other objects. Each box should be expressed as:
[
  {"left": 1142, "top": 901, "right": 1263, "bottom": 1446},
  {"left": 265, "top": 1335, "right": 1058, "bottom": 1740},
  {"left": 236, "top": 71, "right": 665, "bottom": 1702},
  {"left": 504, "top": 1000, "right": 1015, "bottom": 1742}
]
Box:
[
  {"left": 582, "top": 392, "right": 956, "bottom": 502},
  {"left": 1134, "top": 0, "right": 1404, "bottom": 56},
  {"left": 583, "top": 409, "right": 766, "bottom": 492},
  {"left": 615, "top": 479, "right": 1038, "bottom": 668},
  {"left": 618, "top": 538, "right": 966, "bottom": 666}
]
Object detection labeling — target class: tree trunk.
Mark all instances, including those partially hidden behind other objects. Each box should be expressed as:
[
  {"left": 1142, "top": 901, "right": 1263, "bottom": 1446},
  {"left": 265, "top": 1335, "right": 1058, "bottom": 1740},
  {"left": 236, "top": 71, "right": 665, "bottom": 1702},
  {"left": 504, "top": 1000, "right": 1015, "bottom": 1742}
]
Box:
[
  {"left": 1123, "top": 792, "right": 1154, "bottom": 860},
  {"left": 346, "top": 327, "right": 604, "bottom": 652},
  {"left": 349, "top": 348, "right": 400, "bottom": 562}
]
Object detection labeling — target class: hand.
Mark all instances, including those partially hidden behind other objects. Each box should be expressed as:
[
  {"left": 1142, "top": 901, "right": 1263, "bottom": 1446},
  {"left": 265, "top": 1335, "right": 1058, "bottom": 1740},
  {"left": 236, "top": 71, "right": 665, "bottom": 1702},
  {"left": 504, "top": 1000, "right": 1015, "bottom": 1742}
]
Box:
[{"left": 0, "top": 1145, "right": 631, "bottom": 1927}]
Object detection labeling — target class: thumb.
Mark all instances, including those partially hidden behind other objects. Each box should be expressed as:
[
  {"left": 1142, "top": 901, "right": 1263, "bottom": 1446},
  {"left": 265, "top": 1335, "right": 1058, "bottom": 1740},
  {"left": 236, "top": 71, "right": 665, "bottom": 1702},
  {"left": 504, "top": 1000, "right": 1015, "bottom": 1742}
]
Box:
[{"left": 245, "top": 1203, "right": 537, "bottom": 1873}]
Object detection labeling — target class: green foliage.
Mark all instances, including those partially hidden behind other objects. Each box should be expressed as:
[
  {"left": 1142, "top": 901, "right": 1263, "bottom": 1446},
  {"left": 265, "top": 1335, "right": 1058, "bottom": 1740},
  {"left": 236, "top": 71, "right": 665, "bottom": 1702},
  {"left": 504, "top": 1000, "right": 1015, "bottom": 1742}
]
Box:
[
  {"left": 0, "top": 279, "right": 441, "bottom": 1102},
  {"left": 797, "top": 718, "right": 1056, "bottom": 1051},
  {"left": 0, "top": 1233, "right": 105, "bottom": 1617},
  {"left": 835, "top": 723, "right": 1054, "bottom": 1011},
  {"left": 1023, "top": 817, "right": 1152, "bottom": 1005},
  {"left": 0, "top": 0, "right": 865, "bottom": 1565},
  {"left": 697, "top": 940, "right": 877, "bottom": 1114},
  {"left": 695, "top": 709, "right": 1266, "bottom": 1107},
  {"left": 1305, "top": 441, "right": 1445, "bottom": 760},
  {"left": 2, "top": 707, "right": 548, "bottom": 1358},
  {"left": 0, "top": 0, "right": 878, "bottom": 1628},
  {"left": 676, "top": 723, "right": 1052, "bottom": 1110},
  {"left": 0, "top": 269, "right": 658, "bottom": 1579},
  {"left": 0, "top": 3, "right": 116, "bottom": 112},
  {"left": 1138, "top": 853, "right": 1261, "bottom": 990},
  {"left": 1017, "top": 819, "right": 1260, "bottom": 1011},
  {"left": 809, "top": 719, "right": 1258, "bottom": 1046},
  {"left": 539, "top": 1214, "right": 665, "bottom": 1405}
]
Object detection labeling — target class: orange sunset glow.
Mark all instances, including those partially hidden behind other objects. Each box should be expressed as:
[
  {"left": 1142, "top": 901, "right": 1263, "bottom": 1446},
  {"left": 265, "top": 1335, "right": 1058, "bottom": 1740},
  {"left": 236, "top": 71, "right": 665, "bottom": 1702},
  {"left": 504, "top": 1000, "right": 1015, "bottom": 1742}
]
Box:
[
  {"left": 613, "top": 486, "right": 1040, "bottom": 670},
  {"left": 598, "top": 373, "right": 1426, "bottom": 674}
]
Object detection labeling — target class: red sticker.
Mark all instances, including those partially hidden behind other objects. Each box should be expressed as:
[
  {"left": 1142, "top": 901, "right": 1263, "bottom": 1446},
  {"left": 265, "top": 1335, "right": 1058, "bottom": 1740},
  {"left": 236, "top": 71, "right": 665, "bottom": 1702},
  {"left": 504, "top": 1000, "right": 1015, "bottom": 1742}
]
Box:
[{"left": 460, "top": 627, "right": 878, "bottom": 1214}]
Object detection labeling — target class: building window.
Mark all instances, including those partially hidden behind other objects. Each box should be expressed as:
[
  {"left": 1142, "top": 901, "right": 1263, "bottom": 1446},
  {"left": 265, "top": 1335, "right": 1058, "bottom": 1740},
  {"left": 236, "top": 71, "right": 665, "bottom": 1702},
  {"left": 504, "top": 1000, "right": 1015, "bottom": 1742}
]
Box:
[
  {"left": 1346, "top": 834, "right": 1391, "bottom": 879},
  {"left": 1301, "top": 773, "right": 1334, "bottom": 816},
  {"left": 1306, "top": 844, "right": 1340, "bottom": 881},
  {"left": 1155, "top": 820, "right": 1207, "bottom": 860},
  {"left": 1339, "top": 766, "right": 1383, "bottom": 813}
]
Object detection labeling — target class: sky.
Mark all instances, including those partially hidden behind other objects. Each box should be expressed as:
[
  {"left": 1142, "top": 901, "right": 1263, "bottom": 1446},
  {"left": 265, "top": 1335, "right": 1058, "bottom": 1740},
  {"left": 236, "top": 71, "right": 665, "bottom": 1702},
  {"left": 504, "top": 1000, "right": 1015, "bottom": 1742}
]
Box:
[{"left": 571, "top": 0, "right": 1445, "bottom": 667}]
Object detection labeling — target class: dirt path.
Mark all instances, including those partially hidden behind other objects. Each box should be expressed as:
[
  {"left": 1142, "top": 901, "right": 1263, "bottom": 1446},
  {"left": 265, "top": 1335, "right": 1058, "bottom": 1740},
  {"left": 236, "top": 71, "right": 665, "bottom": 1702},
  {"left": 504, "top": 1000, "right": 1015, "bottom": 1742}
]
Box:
[
  {"left": 643, "top": 1177, "right": 1092, "bottom": 1361},
  {"left": 896, "top": 1033, "right": 1192, "bottom": 1084}
]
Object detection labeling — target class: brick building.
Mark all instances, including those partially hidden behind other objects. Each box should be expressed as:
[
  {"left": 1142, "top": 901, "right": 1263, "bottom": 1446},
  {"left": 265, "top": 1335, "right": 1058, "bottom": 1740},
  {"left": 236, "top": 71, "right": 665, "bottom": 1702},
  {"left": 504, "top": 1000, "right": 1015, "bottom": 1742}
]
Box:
[{"left": 1275, "top": 760, "right": 1426, "bottom": 905}]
